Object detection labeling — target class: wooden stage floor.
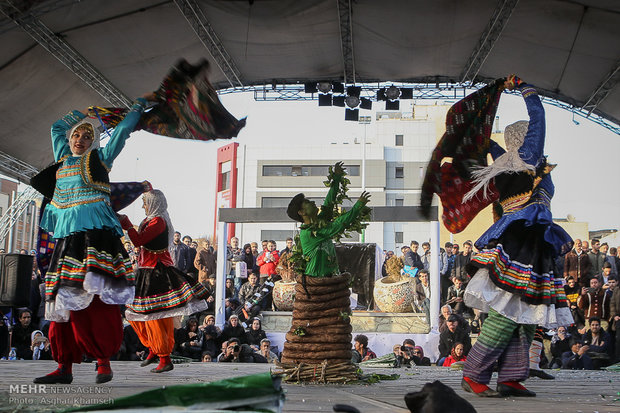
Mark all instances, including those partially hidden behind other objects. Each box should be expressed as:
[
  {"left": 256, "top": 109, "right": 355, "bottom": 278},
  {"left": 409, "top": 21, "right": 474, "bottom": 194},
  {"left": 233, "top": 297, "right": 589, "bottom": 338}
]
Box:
[{"left": 0, "top": 361, "right": 618, "bottom": 412}]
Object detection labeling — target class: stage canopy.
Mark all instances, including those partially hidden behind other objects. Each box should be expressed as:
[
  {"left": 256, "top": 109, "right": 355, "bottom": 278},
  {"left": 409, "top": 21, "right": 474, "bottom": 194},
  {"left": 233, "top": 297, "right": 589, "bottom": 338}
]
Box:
[{"left": 1, "top": 0, "right": 619, "bottom": 180}]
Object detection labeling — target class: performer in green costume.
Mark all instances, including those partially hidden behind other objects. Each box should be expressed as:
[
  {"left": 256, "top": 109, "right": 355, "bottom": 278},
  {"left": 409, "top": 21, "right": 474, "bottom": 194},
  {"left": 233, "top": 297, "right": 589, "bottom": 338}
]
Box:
[{"left": 279, "top": 162, "right": 370, "bottom": 376}]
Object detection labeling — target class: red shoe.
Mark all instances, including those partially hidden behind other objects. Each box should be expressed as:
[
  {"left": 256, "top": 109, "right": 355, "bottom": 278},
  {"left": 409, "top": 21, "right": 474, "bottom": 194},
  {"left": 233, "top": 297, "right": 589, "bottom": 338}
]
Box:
[
  {"left": 95, "top": 360, "right": 113, "bottom": 384},
  {"left": 140, "top": 349, "right": 159, "bottom": 367},
  {"left": 461, "top": 377, "right": 500, "bottom": 397},
  {"left": 151, "top": 355, "right": 174, "bottom": 373},
  {"left": 34, "top": 365, "right": 73, "bottom": 384}
]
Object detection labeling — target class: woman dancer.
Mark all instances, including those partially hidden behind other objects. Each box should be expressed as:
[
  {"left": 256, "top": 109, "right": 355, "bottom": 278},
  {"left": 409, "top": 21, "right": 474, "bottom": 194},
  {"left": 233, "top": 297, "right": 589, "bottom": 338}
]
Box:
[
  {"left": 119, "top": 189, "right": 210, "bottom": 372},
  {"left": 460, "top": 76, "right": 573, "bottom": 397},
  {"left": 33, "top": 96, "right": 149, "bottom": 384}
]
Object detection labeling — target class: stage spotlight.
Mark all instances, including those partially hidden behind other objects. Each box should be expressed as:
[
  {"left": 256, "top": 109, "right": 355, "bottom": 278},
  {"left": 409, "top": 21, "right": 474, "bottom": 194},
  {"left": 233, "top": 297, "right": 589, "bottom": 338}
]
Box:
[
  {"left": 346, "top": 95, "right": 360, "bottom": 109},
  {"left": 360, "top": 97, "right": 372, "bottom": 110},
  {"left": 345, "top": 108, "right": 359, "bottom": 121},
  {"left": 318, "top": 93, "right": 332, "bottom": 106},
  {"left": 318, "top": 82, "right": 333, "bottom": 94},
  {"left": 385, "top": 85, "right": 400, "bottom": 100},
  {"left": 400, "top": 88, "right": 413, "bottom": 99},
  {"left": 333, "top": 95, "right": 345, "bottom": 107},
  {"left": 333, "top": 82, "right": 345, "bottom": 94},
  {"left": 386, "top": 99, "right": 400, "bottom": 111},
  {"left": 304, "top": 82, "right": 318, "bottom": 93}
]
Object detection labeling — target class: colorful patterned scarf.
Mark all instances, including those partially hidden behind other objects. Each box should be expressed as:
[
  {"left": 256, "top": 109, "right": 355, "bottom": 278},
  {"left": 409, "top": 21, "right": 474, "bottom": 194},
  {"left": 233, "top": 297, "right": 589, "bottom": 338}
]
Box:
[
  {"left": 90, "top": 59, "right": 246, "bottom": 141},
  {"left": 420, "top": 78, "right": 504, "bottom": 233}
]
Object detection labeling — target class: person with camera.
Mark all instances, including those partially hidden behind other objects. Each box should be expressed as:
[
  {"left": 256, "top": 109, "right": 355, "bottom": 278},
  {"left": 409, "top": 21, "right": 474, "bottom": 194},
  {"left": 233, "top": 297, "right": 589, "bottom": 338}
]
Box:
[
  {"left": 30, "top": 330, "right": 52, "bottom": 360},
  {"left": 581, "top": 317, "right": 612, "bottom": 369},
  {"left": 561, "top": 337, "right": 594, "bottom": 370},
  {"left": 218, "top": 338, "right": 267, "bottom": 363},
  {"left": 578, "top": 277, "right": 610, "bottom": 330}
]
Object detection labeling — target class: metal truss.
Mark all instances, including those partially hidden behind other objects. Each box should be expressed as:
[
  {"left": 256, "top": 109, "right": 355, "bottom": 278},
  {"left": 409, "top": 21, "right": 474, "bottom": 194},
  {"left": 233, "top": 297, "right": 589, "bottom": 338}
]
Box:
[
  {"left": 336, "top": 0, "right": 356, "bottom": 84},
  {"left": 0, "top": 150, "right": 39, "bottom": 182},
  {"left": 0, "top": 1, "right": 132, "bottom": 108},
  {"left": 460, "top": 0, "right": 519, "bottom": 83},
  {"left": 581, "top": 59, "right": 620, "bottom": 116},
  {"left": 540, "top": 95, "right": 620, "bottom": 135},
  {"left": 173, "top": 0, "right": 243, "bottom": 88},
  {"left": 0, "top": 186, "right": 39, "bottom": 245},
  {"left": 0, "top": 0, "right": 82, "bottom": 35}
]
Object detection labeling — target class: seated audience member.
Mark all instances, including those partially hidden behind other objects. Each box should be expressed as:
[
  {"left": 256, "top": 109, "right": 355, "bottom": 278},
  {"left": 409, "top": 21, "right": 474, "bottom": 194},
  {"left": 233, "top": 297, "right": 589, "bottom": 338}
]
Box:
[
  {"left": 201, "top": 353, "right": 212, "bottom": 362},
  {"left": 177, "top": 317, "right": 203, "bottom": 360},
  {"left": 201, "top": 325, "right": 219, "bottom": 359},
  {"left": 352, "top": 334, "right": 377, "bottom": 363},
  {"left": 582, "top": 317, "right": 612, "bottom": 369},
  {"left": 549, "top": 326, "right": 571, "bottom": 369},
  {"left": 226, "top": 278, "right": 238, "bottom": 301},
  {"left": 561, "top": 337, "right": 594, "bottom": 370},
  {"left": 412, "top": 346, "right": 431, "bottom": 366},
  {"left": 257, "top": 338, "right": 279, "bottom": 363},
  {"left": 12, "top": 309, "right": 35, "bottom": 360},
  {"left": 216, "top": 341, "right": 228, "bottom": 362},
  {"left": 437, "top": 315, "right": 471, "bottom": 366},
  {"left": 218, "top": 338, "right": 267, "bottom": 363},
  {"left": 442, "top": 342, "right": 467, "bottom": 367},
  {"left": 119, "top": 323, "right": 147, "bottom": 361},
  {"left": 219, "top": 314, "right": 247, "bottom": 345},
  {"left": 238, "top": 273, "right": 263, "bottom": 315},
  {"left": 200, "top": 314, "right": 221, "bottom": 336},
  {"left": 446, "top": 278, "right": 468, "bottom": 315},
  {"left": 246, "top": 317, "right": 267, "bottom": 348},
  {"left": 30, "top": 330, "right": 52, "bottom": 360},
  {"left": 610, "top": 274, "right": 620, "bottom": 363},
  {"left": 395, "top": 339, "right": 419, "bottom": 367},
  {"left": 564, "top": 276, "right": 584, "bottom": 328}
]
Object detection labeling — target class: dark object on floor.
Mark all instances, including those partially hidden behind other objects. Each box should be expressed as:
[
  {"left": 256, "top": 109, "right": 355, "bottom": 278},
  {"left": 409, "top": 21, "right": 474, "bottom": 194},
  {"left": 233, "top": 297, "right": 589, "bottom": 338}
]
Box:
[
  {"left": 497, "top": 382, "right": 536, "bottom": 397},
  {"left": 529, "top": 368, "right": 555, "bottom": 380},
  {"left": 333, "top": 404, "right": 361, "bottom": 413},
  {"left": 405, "top": 380, "right": 477, "bottom": 412}
]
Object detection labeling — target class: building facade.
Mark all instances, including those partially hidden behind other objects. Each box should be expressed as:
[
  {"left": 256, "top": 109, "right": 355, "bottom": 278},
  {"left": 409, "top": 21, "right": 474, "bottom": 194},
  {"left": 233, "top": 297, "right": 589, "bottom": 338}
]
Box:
[{"left": 0, "top": 178, "right": 39, "bottom": 253}]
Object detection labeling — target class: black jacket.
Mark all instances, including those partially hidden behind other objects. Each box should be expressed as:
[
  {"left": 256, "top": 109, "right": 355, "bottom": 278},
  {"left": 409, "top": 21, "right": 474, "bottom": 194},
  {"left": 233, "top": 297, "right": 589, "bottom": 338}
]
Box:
[{"left": 438, "top": 328, "right": 471, "bottom": 359}]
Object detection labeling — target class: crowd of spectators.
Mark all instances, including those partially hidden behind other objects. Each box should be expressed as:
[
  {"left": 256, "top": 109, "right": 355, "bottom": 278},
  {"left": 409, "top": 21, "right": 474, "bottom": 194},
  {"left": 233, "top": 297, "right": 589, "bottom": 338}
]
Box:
[{"left": 2, "top": 235, "right": 619, "bottom": 370}]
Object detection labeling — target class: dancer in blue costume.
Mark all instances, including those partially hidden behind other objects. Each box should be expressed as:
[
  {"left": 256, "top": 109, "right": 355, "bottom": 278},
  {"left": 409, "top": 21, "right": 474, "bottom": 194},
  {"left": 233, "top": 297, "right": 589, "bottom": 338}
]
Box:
[
  {"left": 33, "top": 94, "right": 153, "bottom": 385},
  {"left": 460, "top": 77, "right": 573, "bottom": 397}
]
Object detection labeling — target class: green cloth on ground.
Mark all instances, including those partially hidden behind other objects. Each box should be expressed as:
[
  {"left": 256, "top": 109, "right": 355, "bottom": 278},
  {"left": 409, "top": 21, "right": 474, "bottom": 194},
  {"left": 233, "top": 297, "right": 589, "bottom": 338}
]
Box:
[
  {"left": 358, "top": 353, "right": 397, "bottom": 368},
  {"left": 61, "top": 372, "right": 283, "bottom": 412}
]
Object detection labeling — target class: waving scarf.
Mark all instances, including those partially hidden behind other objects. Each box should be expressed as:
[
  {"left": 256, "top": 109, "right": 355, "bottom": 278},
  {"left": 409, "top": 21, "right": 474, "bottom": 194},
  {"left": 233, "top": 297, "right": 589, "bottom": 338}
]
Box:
[{"left": 420, "top": 79, "right": 504, "bottom": 233}]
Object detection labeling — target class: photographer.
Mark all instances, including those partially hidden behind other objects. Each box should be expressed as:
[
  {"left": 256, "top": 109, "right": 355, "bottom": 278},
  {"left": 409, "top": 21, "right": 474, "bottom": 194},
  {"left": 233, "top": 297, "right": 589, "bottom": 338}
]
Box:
[
  {"left": 578, "top": 277, "right": 610, "bottom": 330},
  {"left": 394, "top": 339, "right": 427, "bottom": 367},
  {"left": 30, "top": 330, "right": 52, "bottom": 360},
  {"left": 218, "top": 338, "right": 267, "bottom": 363}
]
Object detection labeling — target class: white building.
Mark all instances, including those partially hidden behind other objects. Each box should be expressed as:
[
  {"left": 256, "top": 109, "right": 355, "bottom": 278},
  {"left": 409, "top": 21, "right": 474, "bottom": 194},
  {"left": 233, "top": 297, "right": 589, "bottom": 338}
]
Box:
[{"left": 228, "top": 103, "right": 451, "bottom": 252}]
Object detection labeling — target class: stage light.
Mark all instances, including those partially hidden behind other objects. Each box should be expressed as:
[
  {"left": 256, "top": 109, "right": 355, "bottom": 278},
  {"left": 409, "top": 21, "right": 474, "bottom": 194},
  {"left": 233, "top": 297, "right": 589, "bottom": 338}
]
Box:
[
  {"left": 385, "top": 85, "right": 400, "bottom": 100},
  {"left": 345, "top": 108, "right": 359, "bottom": 121},
  {"left": 318, "top": 93, "right": 332, "bottom": 106},
  {"left": 386, "top": 100, "right": 400, "bottom": 111},
  {"left": 346, "top": 95, "right": 360, "bottom": 108},
  {"left": 304, "top": 82, "right": 318, "bottom": 94},
  {"left": 318, "top": 82, "right": 333, "bottom": 94},
  {"left": 347, "top": 86, "right": 361, "bottom": 98},
  {"left": 400, "top": 88, "right": 413, "bottom": 99},
  {"left": 333, "top": 96, "right": 345, "bottom": 107}
]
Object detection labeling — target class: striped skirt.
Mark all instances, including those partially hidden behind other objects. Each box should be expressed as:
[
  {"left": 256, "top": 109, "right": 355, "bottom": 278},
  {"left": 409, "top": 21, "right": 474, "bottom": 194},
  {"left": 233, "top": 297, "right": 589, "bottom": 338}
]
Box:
[{"left": 463, "top": 309, "right": 535, "bottom": 384}]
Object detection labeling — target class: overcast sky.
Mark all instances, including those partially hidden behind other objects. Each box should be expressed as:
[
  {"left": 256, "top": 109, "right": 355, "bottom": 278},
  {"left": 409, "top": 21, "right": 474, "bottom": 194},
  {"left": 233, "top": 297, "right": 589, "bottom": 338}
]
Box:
[{"left": 101, "top": 90, "right": 620, "bottom": 241}]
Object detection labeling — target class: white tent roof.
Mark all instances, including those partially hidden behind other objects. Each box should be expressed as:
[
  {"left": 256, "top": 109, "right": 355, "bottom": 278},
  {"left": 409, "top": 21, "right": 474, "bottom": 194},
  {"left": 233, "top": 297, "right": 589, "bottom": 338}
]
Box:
[{"left": 1, "top": 0, "right": 619, "bottom": 179}]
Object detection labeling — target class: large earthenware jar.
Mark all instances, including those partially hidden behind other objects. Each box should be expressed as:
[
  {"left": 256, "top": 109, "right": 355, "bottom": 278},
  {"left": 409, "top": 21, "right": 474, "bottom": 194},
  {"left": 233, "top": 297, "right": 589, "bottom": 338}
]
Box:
[
  {"left": 272, "top": 280, "right": 296, "bottom": 311},
  {"left": 373, "top": 277, "right": 415, "bottom": 312}
]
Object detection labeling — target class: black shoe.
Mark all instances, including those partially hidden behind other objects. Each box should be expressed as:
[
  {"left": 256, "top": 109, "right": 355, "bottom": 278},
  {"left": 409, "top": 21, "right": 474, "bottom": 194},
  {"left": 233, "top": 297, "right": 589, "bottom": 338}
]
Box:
[
  {"left": 95, "top": 363, "right": 113, "bottom": 384},
  {"left": 529, "top": 369, "right": 555, "bottom": 380},
  {"left": 461, "top": 378, "right": 500, "bottom": 397},
  {"left": 497, "top": 382, "right": 536, "bottom": 397},
  {"left": 151, "top": 362, "right": 174, "bottom": 373},
  {"left": 140, "top": 357, "right": 158, "bottom": 367},
  {"left": 34, "top": 373, "right": 73, "bottom": 384}
]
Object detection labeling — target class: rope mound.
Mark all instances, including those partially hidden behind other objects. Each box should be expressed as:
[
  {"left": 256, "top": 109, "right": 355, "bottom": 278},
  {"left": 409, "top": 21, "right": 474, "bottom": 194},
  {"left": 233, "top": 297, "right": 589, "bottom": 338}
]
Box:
[
  {"left": 280, "top": 273, "right": 355, "bottom": 382},
  {"left": 273, "top": 360, "right": 359, "bottom": 384}
]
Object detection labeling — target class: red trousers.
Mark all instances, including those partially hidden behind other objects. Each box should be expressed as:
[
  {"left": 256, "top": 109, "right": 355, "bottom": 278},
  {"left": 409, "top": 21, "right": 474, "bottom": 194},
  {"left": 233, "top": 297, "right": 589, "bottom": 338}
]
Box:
[
  {"left": 49, "top": 295, "right": 123, "bottom": 364},
  {"left": 128, "top": 318, "right": 175, "bottom": 357}
]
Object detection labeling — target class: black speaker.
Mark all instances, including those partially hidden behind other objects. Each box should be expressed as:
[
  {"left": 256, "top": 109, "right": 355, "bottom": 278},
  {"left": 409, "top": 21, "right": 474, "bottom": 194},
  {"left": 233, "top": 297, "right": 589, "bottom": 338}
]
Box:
[{"left": 0, "top": 254, "right": 33, "bottom": 307}]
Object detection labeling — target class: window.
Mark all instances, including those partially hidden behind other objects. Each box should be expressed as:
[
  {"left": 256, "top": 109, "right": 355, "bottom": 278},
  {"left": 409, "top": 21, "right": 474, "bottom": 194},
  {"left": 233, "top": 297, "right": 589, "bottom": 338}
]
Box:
[
  {"left": 263, "top": 165, "right": 360, "bottom": 177},
  {"left": 395, "top": 198, "right": 404, "bottom": 206},
  {"left": 395, "top": 134, "right": 403, "bottom": 146},
  {"left": 395, "top": 167, "right": 404, "bottom": 178},
  {"left": 220, "top": 171, "right": 230, "bottom": 191},
  {"left": 395, "top": 232, "right": 404, "bottom": 244}
]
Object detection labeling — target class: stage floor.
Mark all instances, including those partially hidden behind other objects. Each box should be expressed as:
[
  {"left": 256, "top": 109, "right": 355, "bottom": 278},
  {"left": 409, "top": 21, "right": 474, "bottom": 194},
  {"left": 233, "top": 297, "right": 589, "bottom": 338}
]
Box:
[{"left": 0, "top": 361, "right": 618, "bottom": 412}]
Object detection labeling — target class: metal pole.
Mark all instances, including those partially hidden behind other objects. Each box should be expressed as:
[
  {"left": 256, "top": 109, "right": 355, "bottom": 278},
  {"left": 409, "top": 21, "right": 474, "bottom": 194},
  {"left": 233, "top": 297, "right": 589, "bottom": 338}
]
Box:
[
  {"left": 214, "top": 221, "right": 228, "bottom": 328},
  {"left": 7, "top": 191, "right": 15, "bottom": 253},
  {"left": 429, "top": 221, "right": 441, "bottom": 330},
  {"left": 359, "top": 116, "right": 371, "bottom": 243}
]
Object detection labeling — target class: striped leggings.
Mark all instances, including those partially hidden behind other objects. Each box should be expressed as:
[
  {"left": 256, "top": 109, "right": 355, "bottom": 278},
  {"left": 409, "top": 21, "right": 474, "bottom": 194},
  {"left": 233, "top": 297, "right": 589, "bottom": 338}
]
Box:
[{"left": 463, "top": 308, "right": 536, "bottom": 384}]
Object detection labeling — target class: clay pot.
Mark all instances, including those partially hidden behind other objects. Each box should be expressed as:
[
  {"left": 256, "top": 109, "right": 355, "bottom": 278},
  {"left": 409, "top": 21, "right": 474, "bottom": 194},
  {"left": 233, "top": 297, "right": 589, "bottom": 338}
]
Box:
[
  {"left": 272, "top": 280, "right": 296, "bottom": 311},
  {"left": 373, "top": 277, "right": 416, "bottom": 312}
]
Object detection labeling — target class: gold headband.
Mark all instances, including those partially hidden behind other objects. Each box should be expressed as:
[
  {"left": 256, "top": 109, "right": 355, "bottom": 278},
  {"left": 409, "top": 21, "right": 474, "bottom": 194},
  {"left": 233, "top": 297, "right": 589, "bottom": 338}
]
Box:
[{"left": 73, "top": 123, "right": 94, "bottom": 137}]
